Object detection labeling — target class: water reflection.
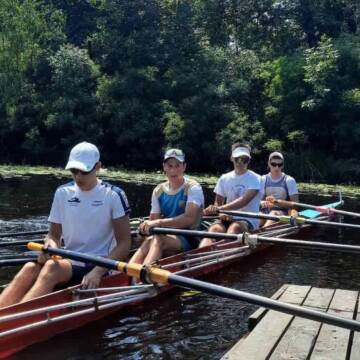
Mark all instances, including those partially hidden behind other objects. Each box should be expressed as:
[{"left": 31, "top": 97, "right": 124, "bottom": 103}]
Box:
[{"left": 1, "top": 176, "right": 360, "bottom": 359}]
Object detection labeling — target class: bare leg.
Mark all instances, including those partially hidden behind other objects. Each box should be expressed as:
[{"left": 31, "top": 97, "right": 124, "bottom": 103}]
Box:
[
  {"left": 227, "top": 221, "right": 249, "bottom": 234},
  {"left": 199, "top": 223, "right": 227, "bottom": 248},
  {"left": 143, "top": 235, "right": 182, "bottom": 265},
  {"left": 21, "top": 259, "right": 72, "bottom": 302},
  {"left": 263, "top": 210, "right": 285, "bottom": 228},
  {"left": 0, "top": 262, "right": 42, "bottom": 308},
  {"left": 129, "top": 236, "right": 152, "bottom": 264}
]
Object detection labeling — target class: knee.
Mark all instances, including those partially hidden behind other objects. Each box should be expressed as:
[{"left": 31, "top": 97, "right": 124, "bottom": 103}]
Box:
[
  {"left": 150, "top": 235, "right": 165, "bottom": 250},
  {"left": 37, "top": 260, "right": 60, "bottom": 283},
  {"left": 14, "top": 262, "right": 41, "bottom": 283},
  {"left": 199, "top": 239, "right": 214, "bottom": 248},
  {"left": 228, "top": 223, "right": 246, "bottom": 234},
  {"left": 208, "top": 224, "right": 225, "bottom": 233}
]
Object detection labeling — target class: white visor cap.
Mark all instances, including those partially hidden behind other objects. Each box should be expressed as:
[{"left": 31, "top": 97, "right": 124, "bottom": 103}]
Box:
[
  {"left": 65, "top": 142, "right": 100, "bottom": 172},
  {"left": 232, "top": 146, "right": 251, "bottom": 159},
  {"left": 269, "top": 151, "right": 284, "bottom": 161}
]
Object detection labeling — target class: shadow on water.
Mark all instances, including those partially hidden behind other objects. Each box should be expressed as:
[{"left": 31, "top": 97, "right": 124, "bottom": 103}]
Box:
[{"left": 1, "top": 176, "right": 360, "bottom": 359}]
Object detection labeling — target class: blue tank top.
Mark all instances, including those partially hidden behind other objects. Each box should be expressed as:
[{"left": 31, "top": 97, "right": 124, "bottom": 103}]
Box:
[{"left": 153, "top": 178, "right": 202, "bottom": 228}]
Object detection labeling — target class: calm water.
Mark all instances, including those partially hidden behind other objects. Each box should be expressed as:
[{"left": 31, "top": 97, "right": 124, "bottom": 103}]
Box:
[{"left": 1, "top": 176, "right": 360, "bottom": 359}]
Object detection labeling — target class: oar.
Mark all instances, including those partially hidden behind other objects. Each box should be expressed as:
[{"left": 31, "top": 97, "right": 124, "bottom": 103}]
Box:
[
  {"left": 270, "top": 199, "right": 360, "bottom": 218},
  {"left": 0, "top": 251, "right": 39, "bottom": 260},
  {"left": 0, "top": 230, "right": 48, "bottom": 238},
  {"left": 26, "top": 242, "right": 360, "bottom": 331},
  {"left": 148, "top": 227, "right": 360, "bottom": 254},
  {"left": 0, "top": 257, "right": 38, "bottom": 267},
  {"left": 0, "top": 239, "right": 44, "bottom": 248},
  {"left": 219, "top": 210, "right": 360, "bottom": 230},
  {"left": 0, "top": 230, "right": 141, "bottom": 248},
  {"left": 0, "top": 218, "right": 147, "bottom": 240}
]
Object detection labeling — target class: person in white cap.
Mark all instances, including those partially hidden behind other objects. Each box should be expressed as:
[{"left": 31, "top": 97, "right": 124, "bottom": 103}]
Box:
[
  {"left": 199, "top": 142, "right": 261, "bottom": 247},
  {"left": 0, "top": 142, "right": 131, "bottom": 307},
  {"left": 260, "top": 151, "right": 299, "bottom": 226},
  {"left": 129, "top": 148, "right": 204, "bottom": 265}
]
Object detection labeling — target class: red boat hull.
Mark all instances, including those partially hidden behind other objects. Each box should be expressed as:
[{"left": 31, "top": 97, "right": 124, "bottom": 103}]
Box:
[{"left": 0, "top": 219, "right": 329, "bottom": 358}]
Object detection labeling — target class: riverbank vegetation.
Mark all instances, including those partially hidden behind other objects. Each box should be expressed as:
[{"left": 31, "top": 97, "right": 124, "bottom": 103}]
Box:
[
  {"left": 1, "top": 1, "right": 360, "bottom": 184},
  {"left": 2, "top": 165, "right": 360, "bottom": 199}
]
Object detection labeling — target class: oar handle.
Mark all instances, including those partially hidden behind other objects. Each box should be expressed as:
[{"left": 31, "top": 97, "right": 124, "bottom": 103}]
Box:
[{"left": 150, "top": 227, "right": 239, "bottom": 241}]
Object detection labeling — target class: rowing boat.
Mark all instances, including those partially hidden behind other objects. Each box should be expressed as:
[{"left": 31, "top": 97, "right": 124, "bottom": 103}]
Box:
[{"left": 0, "top": 201, "right": 341, "bottom": 358}]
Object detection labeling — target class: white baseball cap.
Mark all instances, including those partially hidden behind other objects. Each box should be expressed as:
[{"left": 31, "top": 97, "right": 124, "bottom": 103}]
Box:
[
  {"left": 231, "top": 146, "right": 251, "bottom": 159},
  {"left": 269, "top": 151, "right": 284, "bottom": 161},
  {"left": 164, "top": 148, "right": 185, "bottom": 162},
  {"left": 65, "top": 142, "right": 100, "bottom": 172}
]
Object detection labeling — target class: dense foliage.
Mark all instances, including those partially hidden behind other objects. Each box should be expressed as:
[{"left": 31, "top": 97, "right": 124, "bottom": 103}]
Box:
[{"left": 0, "top": 0, "right": 360, "bottom": 183}]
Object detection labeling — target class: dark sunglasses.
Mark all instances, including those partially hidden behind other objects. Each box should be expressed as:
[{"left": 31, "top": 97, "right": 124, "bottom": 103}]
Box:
[
  {"left": 235, "top": 157, "right": 250, "bottom": 164},
  {"left": 70, "top": 163, "right": 97, "bottom": 176},
  {"left": 270, "top": 162, "right": 283, "bottom": 167}
]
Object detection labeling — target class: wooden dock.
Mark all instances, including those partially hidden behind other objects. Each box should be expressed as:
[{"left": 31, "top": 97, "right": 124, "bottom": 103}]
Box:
[{"left": 222, "top": 284, "right": 360, "bottom": 360}]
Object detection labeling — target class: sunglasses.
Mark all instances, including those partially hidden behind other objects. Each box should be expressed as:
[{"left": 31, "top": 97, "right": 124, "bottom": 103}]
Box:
[
  {"left": 70, "top": 163, "right": 97, "bottom": 176},
  {"left": 270, "top": 162, "right": 283, "bottom": 167},
  {"left": 235, "top": 157, "right": 250, "bottom": 164}
]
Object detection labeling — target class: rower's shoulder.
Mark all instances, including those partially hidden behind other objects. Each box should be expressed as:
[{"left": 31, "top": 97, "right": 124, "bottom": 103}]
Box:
[
  {"left": 100, "top": 181, "right": 127, "bottom": 196},
  {"left": 247, "top": 170, "right": 262, "bottom": 180},
  {"left": 283, "top": 173, "right": 296, "bottom": 182},
  {"left": 184, "top": 177, "right": 201, "bottom": 189},
  {"left": 55, "top": 181, "right": 75, "bottom": 193}
]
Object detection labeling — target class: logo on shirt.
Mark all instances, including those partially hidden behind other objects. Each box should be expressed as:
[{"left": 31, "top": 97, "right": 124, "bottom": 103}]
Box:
[
  {"left": 233, "top": 184, "right": 246, "bottom": 197},
  {"left": 68, "top": 197, "right": 80, "bottom": 204},
  {"left": 92, "top": 200, "right": 104, "bottom": 207}
]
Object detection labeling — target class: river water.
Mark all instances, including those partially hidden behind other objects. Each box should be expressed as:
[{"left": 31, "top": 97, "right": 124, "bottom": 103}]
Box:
[{"left": 1, "top": 175, "right": 360, "bottom": 359}]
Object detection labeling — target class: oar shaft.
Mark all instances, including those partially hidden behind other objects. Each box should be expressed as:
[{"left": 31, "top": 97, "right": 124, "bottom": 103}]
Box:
[
  {"left": 274, "top": 199, "right": 360, "bottom": 218},
  {"left": 306, "top": 218, "right": 360, "bottom": 229},
  {"left": 27, "top": 242, "right": 360, "bottom": 332},
  {"left": 0, "top": 258, "right": 37, "bottom": 266},
  {"left": 219, "top": 210, "right": 279, "bottom": 222},
  {"left": 0, "top": 230, "right": 48, "bottom": 238},
  {"left": 0, "top": 239, "right": 44, "bottom": 248},
  {"left": 150, "top": 227, "right": 238, "bottom": 240},
  {"left": 257, "top": 235, "right": 360, "bottom": 253},
  {"left": 221, "top": 210, "right": 360, "bottom": 230},
  {"left": 168, "top": 274, "right": 360, "bottom": 331}
]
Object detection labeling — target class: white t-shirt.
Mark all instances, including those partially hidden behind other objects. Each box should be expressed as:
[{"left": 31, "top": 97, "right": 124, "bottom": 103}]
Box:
[
  {"left": 214, "top": 170, "right": 261, "bottom": 228},
  {"left": 48, "top": 180, "right": 130, "bottom": 264}
]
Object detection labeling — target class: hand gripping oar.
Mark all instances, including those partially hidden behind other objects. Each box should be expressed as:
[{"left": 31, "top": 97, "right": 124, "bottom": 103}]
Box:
[
  {"left": 27, "top": 242, "right": 360, "bottom": 332},
  {"left": 270, "top": 198, "right": 360, "bottom": 219},
  {"left": 219, "top": 210, "right": 360, "bottom": 230},
  {"left": 148, "top": 227, "right": 360, "bottom": 254}
]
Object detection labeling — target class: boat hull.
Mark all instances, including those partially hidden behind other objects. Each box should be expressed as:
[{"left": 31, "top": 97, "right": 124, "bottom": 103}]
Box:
[{"left": 0, "top": 215, "right": 334, "bottom": 358}]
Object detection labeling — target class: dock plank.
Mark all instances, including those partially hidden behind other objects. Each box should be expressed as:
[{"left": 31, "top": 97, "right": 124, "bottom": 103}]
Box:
[
  {"left": 248, "top": 284, "right": 289, "bottom": 331},
  {"left": 269, "top": 287, "right": 334, "bottom": 360},
  {"left": 310, "top": 289, "right": 358, "bottom": 360},
  {"left": 349, "top": 295, "right": 360, "bottom": 360},
  {"left": 222, "top": 285, "right": 311, "bottom": 360}
]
